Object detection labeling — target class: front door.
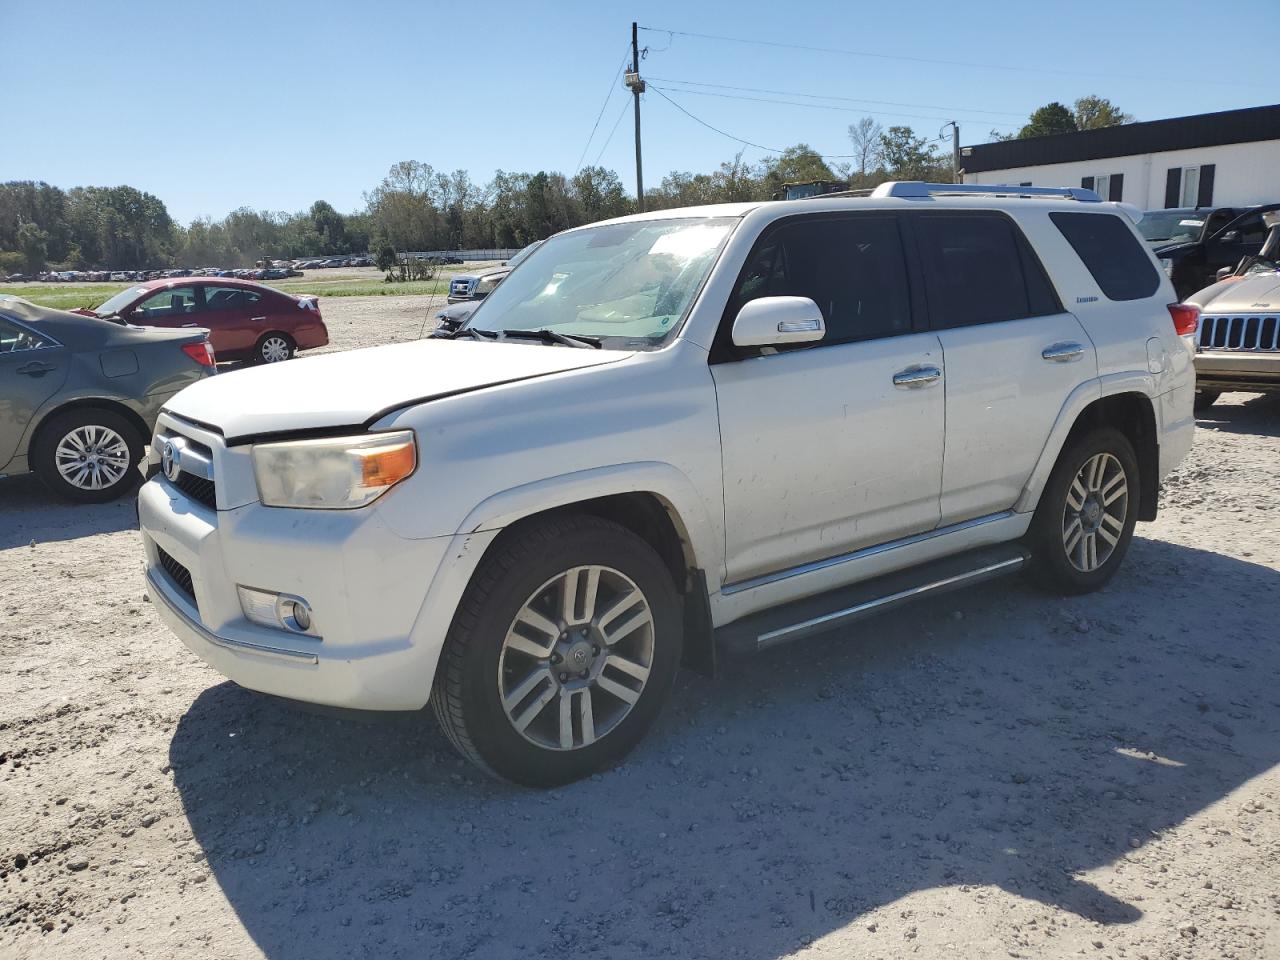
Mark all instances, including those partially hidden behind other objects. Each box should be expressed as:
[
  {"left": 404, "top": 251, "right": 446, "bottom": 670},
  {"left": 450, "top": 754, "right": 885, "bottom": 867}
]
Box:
[
  {"left": 908, "top": 211, "right": 1099, "bottom": 524},
  {"left": 0, "top": 317, "right": 70, "bottom": 469},
  {"left": 711, "top": 213, "right": 945, "bottom": 585},
  {"left": 127, "top": 285, "right": 200, "bottom": 330}
]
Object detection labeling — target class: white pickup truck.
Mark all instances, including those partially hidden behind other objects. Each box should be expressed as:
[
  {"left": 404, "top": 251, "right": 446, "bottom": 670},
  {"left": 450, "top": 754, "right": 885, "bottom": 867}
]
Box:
[{"left": 138, "top": 182, "right": 1196, "bottom": 786}]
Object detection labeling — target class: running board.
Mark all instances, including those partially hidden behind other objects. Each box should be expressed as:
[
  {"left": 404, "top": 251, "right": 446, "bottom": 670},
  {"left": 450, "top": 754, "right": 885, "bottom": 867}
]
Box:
[{"left": 716, "top": 544, "right": 1029, "bottom": 654}]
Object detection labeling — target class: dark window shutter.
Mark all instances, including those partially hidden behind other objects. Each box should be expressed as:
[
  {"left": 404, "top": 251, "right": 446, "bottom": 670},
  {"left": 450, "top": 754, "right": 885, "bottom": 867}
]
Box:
[
  {"left": 1165, "top": 168, "right": 1181, "bottom": 208},
  {"left": 1197, "top": 164, "right": 1215, "bottom": 206},
  {"left": 1019, "top": 181, "right": 1032, "bottom": 187},
  {"left": 1081, "top": 176, "right": 1095, "bottom": 191},
  {"left": 1109, "top": 174, "right": 1124, "bottom": 202}
]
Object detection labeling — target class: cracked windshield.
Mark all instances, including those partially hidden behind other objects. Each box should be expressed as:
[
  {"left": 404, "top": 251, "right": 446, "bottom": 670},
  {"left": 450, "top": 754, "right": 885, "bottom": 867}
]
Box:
[{"left": 462, "top": 217, "right": 735, "bottom": 348}]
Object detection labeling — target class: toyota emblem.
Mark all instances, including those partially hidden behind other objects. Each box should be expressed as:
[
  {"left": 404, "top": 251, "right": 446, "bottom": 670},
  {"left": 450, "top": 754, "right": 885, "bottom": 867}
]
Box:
[{"left": 162, "top": 441, "right": 181, "bottom": 481}]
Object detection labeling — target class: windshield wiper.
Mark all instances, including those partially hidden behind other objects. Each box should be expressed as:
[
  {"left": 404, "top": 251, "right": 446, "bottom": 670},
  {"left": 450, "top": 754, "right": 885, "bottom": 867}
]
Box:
[
  {"left": 496, "top": 328, "right": 602, "bottom": 349},
  {"left": 447, "top": 327, "right": 501, "bottom": 341}
]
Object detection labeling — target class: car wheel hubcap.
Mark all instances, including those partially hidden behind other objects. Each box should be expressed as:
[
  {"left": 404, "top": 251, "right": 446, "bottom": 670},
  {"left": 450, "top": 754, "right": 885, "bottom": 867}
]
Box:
[
  {"left": 262, "top": 337, "right": 290, "bottom": 362},
  {"left": 498, "top": 565, "right": 654, "bottom": 751},
  {"left": 55, "top": 425, "right": 130, "bottom": 491},
  {"left": 1062, "top": 452, "right": 1127, "bottom": 573}
]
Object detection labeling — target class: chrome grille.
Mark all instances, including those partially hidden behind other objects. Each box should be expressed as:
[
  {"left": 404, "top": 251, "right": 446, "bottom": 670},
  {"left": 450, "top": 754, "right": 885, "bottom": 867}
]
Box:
[
  {"left": 157, "top": 546, "right": 195, "bottom": 604},
  {"left": 156, "top": 427, "right": 218, "bottom": 509},
  {"left": 1198, "top": 315, "right": 1280, "bottom": 352}
]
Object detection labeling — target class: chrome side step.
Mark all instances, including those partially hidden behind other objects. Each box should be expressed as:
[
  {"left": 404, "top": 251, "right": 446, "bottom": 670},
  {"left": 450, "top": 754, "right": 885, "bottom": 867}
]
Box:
[{"left": 716, "top": 544, "right": 1029, "bottom": 654}]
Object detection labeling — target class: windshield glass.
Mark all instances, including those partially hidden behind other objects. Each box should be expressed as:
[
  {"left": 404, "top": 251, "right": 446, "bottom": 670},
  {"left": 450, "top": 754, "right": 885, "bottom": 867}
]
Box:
[
  {"left": 505, "top": 241, "right": 541, "bottom": 269},
  {"left": 94, "top": 285, "right": 148, "bottom": 315},
  {"left": 463, "top": 217, "right": 736, "bottom": 349},
  {"left": 1138, "top": 211, "right": 1206, "bottom": 244}
]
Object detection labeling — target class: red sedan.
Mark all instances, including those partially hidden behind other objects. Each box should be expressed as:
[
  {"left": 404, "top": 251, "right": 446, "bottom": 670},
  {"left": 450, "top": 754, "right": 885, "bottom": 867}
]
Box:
[{"left": 78, "top": 278, "right": 328, "bottom": 364}]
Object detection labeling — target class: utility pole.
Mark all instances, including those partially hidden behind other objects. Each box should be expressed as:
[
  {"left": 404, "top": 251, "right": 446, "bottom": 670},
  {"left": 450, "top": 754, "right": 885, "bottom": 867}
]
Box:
[
  {"left": 625, "top": 22, "right": 646, "bottom": 211},
  {"left": 949, "top": 121, "right": 961, "bottom": 183}
]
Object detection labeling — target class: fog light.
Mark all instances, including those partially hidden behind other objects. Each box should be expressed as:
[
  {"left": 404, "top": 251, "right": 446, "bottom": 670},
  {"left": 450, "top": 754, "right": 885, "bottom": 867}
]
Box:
[{"left": 237, "top": 585, "right": 320, "bottom": 637}]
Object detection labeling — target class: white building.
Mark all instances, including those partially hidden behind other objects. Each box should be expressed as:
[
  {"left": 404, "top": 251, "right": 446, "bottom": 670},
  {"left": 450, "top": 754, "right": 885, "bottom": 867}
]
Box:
[{"left": 962, "top": 104, "right": 1280, "bottom": 209}]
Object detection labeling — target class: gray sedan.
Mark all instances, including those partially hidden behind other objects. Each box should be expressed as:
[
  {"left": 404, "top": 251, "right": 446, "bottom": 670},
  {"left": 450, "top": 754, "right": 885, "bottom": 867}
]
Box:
[{"left": 0, "top": 296, "right": 215, "bottom": 503}]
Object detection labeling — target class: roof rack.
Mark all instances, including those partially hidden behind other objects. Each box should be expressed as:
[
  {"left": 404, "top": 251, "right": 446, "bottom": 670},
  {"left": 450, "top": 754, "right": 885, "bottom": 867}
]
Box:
[{"left": 870, "top": 181, "right": 1102, "bottom": 202}]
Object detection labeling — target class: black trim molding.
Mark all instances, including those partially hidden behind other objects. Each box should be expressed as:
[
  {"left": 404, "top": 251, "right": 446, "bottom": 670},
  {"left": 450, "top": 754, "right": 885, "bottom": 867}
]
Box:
[{"left": 964, "top": 103, "right": 1280, "bottom": 173}]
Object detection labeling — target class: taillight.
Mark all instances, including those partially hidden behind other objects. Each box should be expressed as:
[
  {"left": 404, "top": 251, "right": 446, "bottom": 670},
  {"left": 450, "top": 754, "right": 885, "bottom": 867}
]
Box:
[
  {"left": 181, "top": 340, "right": 216, "bottom": 367},
  {"left": 1168, "top": 302, "right": 1200, "bottom": 337}
]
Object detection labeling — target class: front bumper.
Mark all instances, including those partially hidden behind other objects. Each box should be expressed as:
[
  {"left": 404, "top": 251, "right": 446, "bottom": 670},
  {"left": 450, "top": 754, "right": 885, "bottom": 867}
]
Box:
[
  {"left": 138, "top": 477, "right": 490, "bottom": 710},
  {"left": 1193, "top": 351, "right": 1280, "bottom": 392}
]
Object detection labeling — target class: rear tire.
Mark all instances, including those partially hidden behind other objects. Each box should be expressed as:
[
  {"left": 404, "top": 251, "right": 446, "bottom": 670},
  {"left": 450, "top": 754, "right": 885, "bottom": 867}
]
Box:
[
  {"left": 431, "top": 514, "right": 682, "bottom": 787},
  {"left": 1025, "top": 428, "right": 1139, "bottom": 595},
  {"left": 256, "top": 332, "right": 295, "bottom": 363},
  {"left": 32, "top": 408, "right": 143, "bottom": 504}
]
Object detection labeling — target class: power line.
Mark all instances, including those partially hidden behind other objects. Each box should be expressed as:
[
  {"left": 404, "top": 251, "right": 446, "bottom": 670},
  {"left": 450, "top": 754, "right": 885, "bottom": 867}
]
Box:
[
  {"left": 572, "top": 50, "right": 631, "bottom": 176},
  {"left": 591, "top": 97, "right": 632, "bottom": 167},
  {"left": 652, "top": 82, "right": 1020, "bottom": 129},
  {"left": 647, "top": 76, "right": 1028, "bottom": 119},
  {"left": 638, "top": 25, "right": 1247, "bottom": 85},
  {"left": 647, "top": 85, "right": 858, "bottom": 159}
]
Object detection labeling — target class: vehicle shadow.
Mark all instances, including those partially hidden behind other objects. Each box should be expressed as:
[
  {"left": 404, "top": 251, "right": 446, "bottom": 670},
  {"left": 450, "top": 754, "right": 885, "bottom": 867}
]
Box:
[
  {"left": 1196, "top": 392, "right": 1280, "bottom": 437},
  {"left": 0, "top": 474, "right": 139, "bottom": 548},
  {"left": 169, "top": 537, "right": 1280, "bottom": 959}
]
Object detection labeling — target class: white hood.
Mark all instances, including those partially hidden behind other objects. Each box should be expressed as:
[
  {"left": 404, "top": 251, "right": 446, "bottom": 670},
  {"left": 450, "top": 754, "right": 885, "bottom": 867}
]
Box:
[{"left": 165, "top": 338, "right": 630, "bottom": 442}]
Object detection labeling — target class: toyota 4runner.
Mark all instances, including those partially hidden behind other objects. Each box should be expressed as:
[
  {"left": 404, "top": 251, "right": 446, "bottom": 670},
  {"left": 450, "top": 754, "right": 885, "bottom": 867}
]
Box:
[{"left": 139, "top": 182, "right": 1196, "bottom": 787}]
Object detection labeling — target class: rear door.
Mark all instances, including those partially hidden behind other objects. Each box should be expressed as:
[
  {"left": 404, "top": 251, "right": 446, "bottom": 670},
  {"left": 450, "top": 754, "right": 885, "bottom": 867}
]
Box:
[
  {"left": 910, "top": 211, "right": 1098, "bottom": 526},
  {"left": 0, "top": 317, "right": 70, "bottom": 468},
  {"left": 198, "top": 284, "right": 264, "bottom": 356}
]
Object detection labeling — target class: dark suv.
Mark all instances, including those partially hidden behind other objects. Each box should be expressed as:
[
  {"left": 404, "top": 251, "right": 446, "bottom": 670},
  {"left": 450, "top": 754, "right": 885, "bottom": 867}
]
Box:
[{"left": 1144, "top": 204, "right": 1280, "bottom": 299}]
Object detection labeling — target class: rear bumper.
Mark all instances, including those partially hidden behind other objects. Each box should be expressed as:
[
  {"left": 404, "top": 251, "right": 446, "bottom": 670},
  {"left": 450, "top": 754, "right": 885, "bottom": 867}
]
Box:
[
  {"left": 1194, "top": 351, "right": 1280, "bottom": 392},
  {"left": 295, "top": 320, "right": 329, "bottom": 350}
]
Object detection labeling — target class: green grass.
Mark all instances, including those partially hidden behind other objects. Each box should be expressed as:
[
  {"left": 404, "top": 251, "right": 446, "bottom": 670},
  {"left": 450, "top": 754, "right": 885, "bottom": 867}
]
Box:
[{"left": 3, "top": 276, "right": 451, "bottom": 310}]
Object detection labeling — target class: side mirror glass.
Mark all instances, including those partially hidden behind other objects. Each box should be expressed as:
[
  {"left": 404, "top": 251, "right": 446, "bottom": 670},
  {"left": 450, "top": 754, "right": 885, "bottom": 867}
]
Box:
[{"left": 731, "top": 296, "right": 826, "bottom": 348}]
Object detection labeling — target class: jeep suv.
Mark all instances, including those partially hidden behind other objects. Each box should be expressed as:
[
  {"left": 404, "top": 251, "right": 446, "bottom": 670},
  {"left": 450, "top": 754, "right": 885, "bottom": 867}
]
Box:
[{"left": 138, "top": 182, "right": 1196, "bottom": 787}]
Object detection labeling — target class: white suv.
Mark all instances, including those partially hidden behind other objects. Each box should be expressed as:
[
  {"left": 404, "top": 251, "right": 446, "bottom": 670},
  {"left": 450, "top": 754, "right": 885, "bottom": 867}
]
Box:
[{"left": 138, "top": 182, "right": 1196, "bottom": 786}]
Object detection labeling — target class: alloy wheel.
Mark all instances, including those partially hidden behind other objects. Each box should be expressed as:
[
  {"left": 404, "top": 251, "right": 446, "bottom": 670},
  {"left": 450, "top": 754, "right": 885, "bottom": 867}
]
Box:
[
  {"left": 498, "top": 565, "right": 655, "bottom": 751},
  {"left": 54, "top": 425, "right": 131, "bottom": 491},
  {"left": 1062, "top": 452, "right": 1128, "bottom": 573}
]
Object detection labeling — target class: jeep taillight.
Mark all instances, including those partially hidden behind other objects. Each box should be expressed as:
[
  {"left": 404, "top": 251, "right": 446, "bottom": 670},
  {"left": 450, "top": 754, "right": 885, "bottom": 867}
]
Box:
[
  {"left": 1168, "top": 303, "right": 1200, "bottom": 337},
  {"left": 181, "top": 340, "right": 216, "bottom": 367}
]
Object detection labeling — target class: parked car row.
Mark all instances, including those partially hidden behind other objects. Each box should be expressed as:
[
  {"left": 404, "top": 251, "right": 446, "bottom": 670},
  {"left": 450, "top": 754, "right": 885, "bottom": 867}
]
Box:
[{"left": 2, "top": 256, "right": 377, "bottom": 285}]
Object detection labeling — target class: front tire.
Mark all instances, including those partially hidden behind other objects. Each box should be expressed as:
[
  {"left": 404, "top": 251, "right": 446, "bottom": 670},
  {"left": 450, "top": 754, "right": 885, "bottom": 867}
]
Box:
[
  {"left": 1026, "top": 428, "right": 1139, "bottom": 595},
  {"left": 432, "top": 515, "right": 682, "bottom": 787},
  {"left": 1194, "top": 389, "right": 1220, "bottom": 411},
  {"left": 32, "top": 408, "right": 143, "bottom": 503}
]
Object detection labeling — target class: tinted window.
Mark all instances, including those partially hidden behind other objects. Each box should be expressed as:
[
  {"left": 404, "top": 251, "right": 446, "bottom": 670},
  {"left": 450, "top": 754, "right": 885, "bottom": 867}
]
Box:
[
  {"left": 135, "top": 286, "right": 199, "bottom": 319},
  {"left": 730, "top": 215, "right": 912, "bottom": 347},
  {"left": 203, "top": 286, "right": 262, "bottom": 312},
  {"left": 915, "top": 214, "right": 1058, "bottom": 327},
  {"left": 1051, "top": 212, "right": 1159, "bottom": 301},
  {"left": 0, "top": 317, "right": 51, "bottom": 353}
]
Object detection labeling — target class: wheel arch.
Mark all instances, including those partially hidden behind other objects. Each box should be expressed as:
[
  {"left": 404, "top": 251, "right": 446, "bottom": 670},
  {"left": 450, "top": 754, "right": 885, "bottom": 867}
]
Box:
[
  {"left": 28, "top": 397, "right": 150, "bottom": 460},
  {"left": 1018, "top": 381, "right": 1159, "bottom": 521}
]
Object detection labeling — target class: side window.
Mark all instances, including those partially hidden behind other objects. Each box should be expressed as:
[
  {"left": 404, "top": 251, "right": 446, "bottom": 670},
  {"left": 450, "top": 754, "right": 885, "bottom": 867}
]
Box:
[
  {"left": 134, "top": 286, "right": 199, "bottom": 319},
  {"left": 1050, "top": 212, "right": 1159, "bottom": 302},
  {"left": 728, "top": 215, "right": 912, "bottom": 349},
  {"left": 203, "top": 286, "right": 262, "bottom": 312},
  {"left": 0, "top": 317, "right": 51, "bottom": 353},
  {"left": 914, "top": 214, "right": 1058, "bottom": 327}
]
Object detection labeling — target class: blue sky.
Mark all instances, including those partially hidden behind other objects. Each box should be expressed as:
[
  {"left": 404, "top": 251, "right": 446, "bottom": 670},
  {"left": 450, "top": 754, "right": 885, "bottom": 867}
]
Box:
[{"left": 4, "top": 0, "right": 1273, "bottom": 224}]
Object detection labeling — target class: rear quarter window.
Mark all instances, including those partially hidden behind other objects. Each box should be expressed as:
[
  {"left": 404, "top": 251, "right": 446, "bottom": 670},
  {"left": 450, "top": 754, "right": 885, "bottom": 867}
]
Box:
[{"left": 1050, "top": 212, "right": 1159, "bottom": 301}]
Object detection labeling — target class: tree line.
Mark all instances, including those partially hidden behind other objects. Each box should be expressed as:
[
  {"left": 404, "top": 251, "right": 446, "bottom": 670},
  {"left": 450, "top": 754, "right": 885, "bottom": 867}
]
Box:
[{"left": 0, "top": 96, "right": 1130, "bottom": 274}]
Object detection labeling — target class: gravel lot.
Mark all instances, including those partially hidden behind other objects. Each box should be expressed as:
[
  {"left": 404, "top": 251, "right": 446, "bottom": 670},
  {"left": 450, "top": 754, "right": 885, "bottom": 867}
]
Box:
[{"left": 2, "top": 300, "right": 1278, "bottom": 959}]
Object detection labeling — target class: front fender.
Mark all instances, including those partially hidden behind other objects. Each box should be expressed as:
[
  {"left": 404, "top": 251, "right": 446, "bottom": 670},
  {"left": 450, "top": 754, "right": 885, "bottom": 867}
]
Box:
[
  {"left": 455, "top": 460, "right": 723, "bottom": 580},
  {"left": 1014, "top": 372, "right": 1156, "bottom": 514}
]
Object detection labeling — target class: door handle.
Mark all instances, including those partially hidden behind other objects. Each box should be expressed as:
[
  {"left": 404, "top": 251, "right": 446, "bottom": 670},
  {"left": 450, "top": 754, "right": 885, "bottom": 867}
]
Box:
[
  {"left": 16, "top": 361, "right": 57, "bottom": 376},
  {"left": 1042, "top": 341, "right": 1084, "bottom": 363},
  {"left": 892, "top": 365, "right": 942, "bottom": 388},
  {"left": 251, "top": 316, "right": 266, "bottom": 322}
]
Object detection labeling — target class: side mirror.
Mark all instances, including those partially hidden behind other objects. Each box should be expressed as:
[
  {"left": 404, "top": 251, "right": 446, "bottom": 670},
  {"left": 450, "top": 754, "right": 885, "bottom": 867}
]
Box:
[
  {"left": 731, "top": 296, "right": 826, "bottom": 348},
  {"left": 1216, "top": 266, "right": 1234, "bottom": 282},
  {"left": 1219, "top": 230, "right": 1241, "bottom": 243}
]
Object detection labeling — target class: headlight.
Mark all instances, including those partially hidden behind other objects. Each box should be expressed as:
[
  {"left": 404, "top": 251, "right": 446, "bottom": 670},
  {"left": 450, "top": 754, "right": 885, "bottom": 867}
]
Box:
[
  {"left": 252, "top": 431, "right": 416, "bottom": 509},
  {"left": 1159, "top": 258, "right": 1174, "bottom": 277}
]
